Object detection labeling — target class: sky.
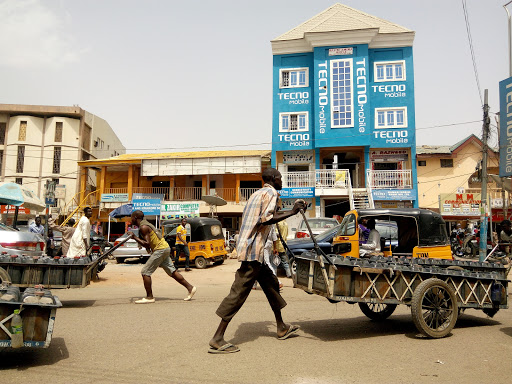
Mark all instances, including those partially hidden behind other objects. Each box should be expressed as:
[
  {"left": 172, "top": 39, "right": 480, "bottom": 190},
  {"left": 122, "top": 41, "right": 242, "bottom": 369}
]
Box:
[{"left": 0, "top": 0, "right": 508, "bottom": 154}]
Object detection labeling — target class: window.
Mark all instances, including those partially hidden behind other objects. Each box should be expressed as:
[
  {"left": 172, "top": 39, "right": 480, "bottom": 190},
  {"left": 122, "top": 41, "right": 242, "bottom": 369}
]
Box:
[
  {"left": 374, "top": 61, "right": 406, "bottom": 82},
  {"left": 51, "top": 178, "right": 59, "bottom": 185},
  {"left": 53, "top": 147, "right": 61, "bottom": 174},
  {"left": 279, "top": 112, "right": 308, "bottom": 132},
  {"left": 15, "top": 178, "right": 22, "bottom": 185},
  {"left": 55, "top": 122, "right": 63, "bottom": 142},
  {"left": 418, "top": 160, "right": 426, "bottom": 166},
  {"left": 18, "top": 121, "right": 27, "bottom": 141},
  {"left": 440, "top": 159, "right": 453, "bottom": 168},
  {"left": 16, "top": 146, "right": 25, "bottom": 173},
  {"left": 331, "top": 59, "right": 353, "bottom": 128},
  {"left": 375, "top": 107, "right": 407, "bottom": 129},
  {"left": 280, "top": 68, "right": 308, "bottom": 88},
  {"left": 0, "top": 123, "right": 5, "bottom": 145}
]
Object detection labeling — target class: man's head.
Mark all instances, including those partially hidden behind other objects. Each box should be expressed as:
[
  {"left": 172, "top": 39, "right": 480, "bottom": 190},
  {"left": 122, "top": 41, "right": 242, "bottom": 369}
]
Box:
[
  {"left": 35, "top": 216, "right": 41, "bottom": 226},
  {"left": 181, "top": 218, "right": 187, "bottom": 226},
  {"left": 67, "top": 218, "right": 75, "bottom": 227},
  {"left": 131, "top": 210, "right": 144, "bottom": 226},
  {"left": 83, "top": 207, "right": 93, "bottom": 218},
  {"left": 366, "top": 218, "right": 376, "bottom": 230},
  {"left": 501, "top": 219, "right": 512, "bottom": 234},
  {"left": 262, "top": 168, "right": 282, "bottom": 190}
]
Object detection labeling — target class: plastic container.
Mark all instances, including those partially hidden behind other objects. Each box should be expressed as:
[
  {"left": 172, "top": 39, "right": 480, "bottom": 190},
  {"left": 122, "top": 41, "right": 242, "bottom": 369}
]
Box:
[{"left": 10, "top": 309, "right": 23, "bottom": 348}]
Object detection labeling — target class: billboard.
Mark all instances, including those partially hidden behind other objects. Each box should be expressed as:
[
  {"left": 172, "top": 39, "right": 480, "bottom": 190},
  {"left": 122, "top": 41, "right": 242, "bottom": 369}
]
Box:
[
  {"left": 499, "top": 76, "right": 512, "bottom": 177},
  {"left": 439, "top": 193, "right": 481, "bottom": 216},
  {"left": 160, "top": 203, "right": 200, "bottom": 220}
]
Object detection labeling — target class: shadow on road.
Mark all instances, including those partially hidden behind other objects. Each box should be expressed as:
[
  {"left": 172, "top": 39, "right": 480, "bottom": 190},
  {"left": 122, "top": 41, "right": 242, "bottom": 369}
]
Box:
[
  {"left": 59, "top": 300, "right": 96, "bottom": 308},
  {"left": 500, "top": 327, "right": 512, "bottom": 337},
  {"left": 0, "top": 337, "right": 69, "bottom": 370}
]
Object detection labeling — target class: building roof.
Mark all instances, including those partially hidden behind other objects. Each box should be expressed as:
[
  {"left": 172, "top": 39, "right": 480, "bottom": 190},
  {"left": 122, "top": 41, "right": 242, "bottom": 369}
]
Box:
[
  {"left": 273, "top": 3, "right": 412, "bottom": 42},
  {"left": 79, "top": 150, "right": 272, "bottom": 166},
  {"left": 0, "top": 103, "right": 84, "bottom": 118},
  {"left": 417, "top": 134, "right": 497, "bottom": 156}
]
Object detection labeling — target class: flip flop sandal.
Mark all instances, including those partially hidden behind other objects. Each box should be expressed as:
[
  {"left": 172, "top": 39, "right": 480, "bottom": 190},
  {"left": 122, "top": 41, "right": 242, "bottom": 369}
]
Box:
[
  {"left": 208, "top": 343, "right": 240, "bottom": 354},
  {"left": 278, "top": 325, "right": 300, "bottom": 340}
]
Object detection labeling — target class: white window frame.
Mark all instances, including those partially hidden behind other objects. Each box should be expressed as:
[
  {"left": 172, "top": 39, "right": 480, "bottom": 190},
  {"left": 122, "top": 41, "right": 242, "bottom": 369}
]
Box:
[
  {"left": 374, "top": 60, "right": 406, "bottom": 82},
  {"left": 279, "top": 112, "right": 309, "bottom": 133},
  {"left": 330, "top": 58, "right": 354, "bottom": 128},
  {"left": 374, "top": 107, "right": 408, "bottom": 129},
  {"left": 279, "top": 68, "right": 309, "bottom": 88}
]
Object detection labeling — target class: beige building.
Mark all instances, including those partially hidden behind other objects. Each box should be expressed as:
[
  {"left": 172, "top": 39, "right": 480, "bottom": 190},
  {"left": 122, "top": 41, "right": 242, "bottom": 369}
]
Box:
[
  {"left": 0, "top": 104, "right": 125, "bottom": 218},
  {"left": 417, "top": 135, "right": 499, "bottom": 214}
]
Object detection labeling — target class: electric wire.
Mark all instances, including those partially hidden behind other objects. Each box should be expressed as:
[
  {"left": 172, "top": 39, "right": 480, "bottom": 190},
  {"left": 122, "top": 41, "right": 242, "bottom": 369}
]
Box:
[{"left": 462, "top": 0, "right": 483, "bottom": 105}]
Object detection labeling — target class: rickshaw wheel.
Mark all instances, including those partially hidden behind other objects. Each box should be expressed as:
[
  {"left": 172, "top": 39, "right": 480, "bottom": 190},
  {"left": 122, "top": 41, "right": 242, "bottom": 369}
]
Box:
[
  {"left": 411, "top": 278, "right": 458, "bottom": 338},
  {"left": 194, "top": 256, "right": 207, "bottom": 269},
  {"left": 358, "top": 302, "right": 397, "bottom": 321}
]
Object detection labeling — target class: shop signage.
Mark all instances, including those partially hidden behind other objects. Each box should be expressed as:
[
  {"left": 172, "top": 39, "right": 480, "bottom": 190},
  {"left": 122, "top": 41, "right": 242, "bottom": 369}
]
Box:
[
  {"left": 132, "top": 199, "right": 161, "bottom": 216},
  {"left": 439, "top": 193, "right": 481, "bottom": 216},
  {"left": 329, "top": 48, "right": 353, "bottom": 56},
  {"left": 54, "top": 185, "right": 66, "bottom": 199},
  {"left": 372, "top": 189, "right": 416, "bottom": 201},
  {"left": 279, "top": 187, "right": 314, "bottom": 199},
  {"left": 160, "top": 203, "right": 200, "bottom": 220},
  {"left": 132, "top": 193, "right": 164, "bottom": 201},
  {"left": 370, "top": 150, "right": 409, "bottom": 162},
  {"left": 0, "top": 205, "right": 30, "bottom": 214},
  {"left": 282, "top": 150, "right": 314, "bottom": 164},
  {"left": 101, "top": 193, "right": 129, "bottom": 203},
  {"left": 499, "top": 76, "right": 512, "bottom": 177}
]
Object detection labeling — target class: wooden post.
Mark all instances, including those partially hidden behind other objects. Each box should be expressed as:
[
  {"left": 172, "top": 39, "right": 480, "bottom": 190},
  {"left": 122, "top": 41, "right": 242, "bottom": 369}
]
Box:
[
  {"left": 169, "top": 176, "right": 175, "bottom": 201},
  {"left": 127, "top": 165, "right": 134, "bottom": 200},
  {"left": 235, "top": 174, "right": 240, "bottom": 203}
]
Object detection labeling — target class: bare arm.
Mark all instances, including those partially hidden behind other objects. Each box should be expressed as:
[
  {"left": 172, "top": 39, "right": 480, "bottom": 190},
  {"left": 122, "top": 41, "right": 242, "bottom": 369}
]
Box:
[
  {"left": 263, "top": 199, "right": 307, "bottom": 226},
  {"left": 130, "top": 226, "right": 152, "bottom": 252}
]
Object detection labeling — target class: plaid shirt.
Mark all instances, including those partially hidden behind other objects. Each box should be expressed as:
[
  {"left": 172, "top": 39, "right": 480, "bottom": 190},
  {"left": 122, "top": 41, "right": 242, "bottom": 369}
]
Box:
[{"left": 236, "top": 183, "right": 278, "bottom": 263}]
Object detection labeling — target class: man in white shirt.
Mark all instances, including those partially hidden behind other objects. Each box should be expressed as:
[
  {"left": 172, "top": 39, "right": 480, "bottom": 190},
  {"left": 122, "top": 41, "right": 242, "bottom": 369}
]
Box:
[{"left": 67, "top": 207, "right": 93, "bottom": 257}]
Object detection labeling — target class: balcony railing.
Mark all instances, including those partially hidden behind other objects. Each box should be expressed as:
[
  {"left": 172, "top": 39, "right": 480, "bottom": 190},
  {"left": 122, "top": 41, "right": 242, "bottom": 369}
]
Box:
[
  {"left": 281, "top": 170, "right": 350, "bottom": 189},
  {"left": 210, "top": 188, "right": 236, "bottom": 202},
  {"left": 104, "top": 188, "right": 128, "bottom": 194},
  {"left": 132, "top": 187, "right": 171, "bottom": 200},
  {"left": 173, "top": 187, "right": 202, "bottom": 201},
  {"left": 367, "top": 170, "right": 412, "bottom": 189},
  {"left": 240, "top": 188, "right": 260, "bottom": 201}
]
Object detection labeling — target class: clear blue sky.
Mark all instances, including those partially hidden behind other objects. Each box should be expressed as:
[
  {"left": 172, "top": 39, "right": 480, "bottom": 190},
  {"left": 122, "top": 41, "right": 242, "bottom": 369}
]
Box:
[{"left": 0, "top": 0, "right": 507, "bottom": 153}]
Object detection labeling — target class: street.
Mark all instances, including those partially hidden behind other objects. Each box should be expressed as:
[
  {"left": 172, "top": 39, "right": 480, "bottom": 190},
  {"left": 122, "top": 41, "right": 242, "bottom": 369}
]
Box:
[{"left": 1, "top": 258, "right": 512, "bottom": 384}]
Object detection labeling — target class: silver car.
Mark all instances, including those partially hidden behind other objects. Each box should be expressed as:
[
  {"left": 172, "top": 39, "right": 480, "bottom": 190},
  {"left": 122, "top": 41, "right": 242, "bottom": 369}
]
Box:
[
  {"left": 111, "top": 229, "right": 150, "bottom": 263},
  {"left": 0, "top": 223, "right": 45, "bottom": 256},
  {"left": 294, "top": 217, "right": 339, "bottom": 239}
]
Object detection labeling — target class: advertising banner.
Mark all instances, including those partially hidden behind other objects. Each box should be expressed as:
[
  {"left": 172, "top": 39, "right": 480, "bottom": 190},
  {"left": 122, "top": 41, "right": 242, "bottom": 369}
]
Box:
[
  {"left": 1, "top": 205, "right": 30, "bottom": 214},
  {"left": 439, "top": 193, "right": 481, "bottom": 216},
  {"left": 372, "top": 190, "right": 416, "bottom": 201},
  {"left": 499, "top": 76, "right": 512, "bottom": 177},
  {"left": 160, "top": 203, "right": 200, "bottom": 220},
  {"left": 132, "top": 193, "right": 164, "bottom": 201},
  {"left": 132, "top": 199, "right": 161, "bottom": 216},
  {"left": 279, "top": 187, "right": 315, "bottom": 199},
  {"left": 101, "top": 193, "right": 129, "bottom": 203}
]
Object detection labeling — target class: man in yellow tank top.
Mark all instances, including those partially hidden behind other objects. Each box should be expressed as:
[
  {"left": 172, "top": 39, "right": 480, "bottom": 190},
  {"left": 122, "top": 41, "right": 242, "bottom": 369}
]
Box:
[{"left": 128, "top": 210, "right": 196, "bottom": 304}]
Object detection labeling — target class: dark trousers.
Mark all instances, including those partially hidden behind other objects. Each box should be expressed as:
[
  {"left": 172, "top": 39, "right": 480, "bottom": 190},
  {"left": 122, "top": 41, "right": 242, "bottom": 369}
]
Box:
[
  {"left": 175, "top": 244, "right": 190, "bottom": 268},
  {"left": 216, "top": 261, "right": 287, "bottom": 322}
]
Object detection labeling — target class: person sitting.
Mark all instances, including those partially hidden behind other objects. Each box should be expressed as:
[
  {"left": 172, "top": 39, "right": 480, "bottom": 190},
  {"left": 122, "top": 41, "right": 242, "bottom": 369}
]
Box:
[
  {"left": 358, "top": 217, "right": 370, "bottom": 245},
  {"left": 359, "top": 218, "right": 381, "bottom": 257}
]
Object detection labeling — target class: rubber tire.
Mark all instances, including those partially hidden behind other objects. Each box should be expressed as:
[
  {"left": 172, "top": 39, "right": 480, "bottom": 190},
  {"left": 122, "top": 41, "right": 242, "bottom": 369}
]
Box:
[
  {"left": 194, "top": 256, "right": 207, "bottom": 269},
  {"left": 290, "top": 257, "right": 297, "bottom": 276},
  {"left": 358, "top": 302, "right": 397, "bottom": 321},
  {"left": 116, "top": 257, "right": 125, "bottom": 264},
  {"left": 411, "top": 278, "right": 458, "bottom": 338}
]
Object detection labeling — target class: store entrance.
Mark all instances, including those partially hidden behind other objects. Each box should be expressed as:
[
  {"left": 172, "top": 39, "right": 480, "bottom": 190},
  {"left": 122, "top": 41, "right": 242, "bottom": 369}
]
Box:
[{"left": 324, "top": 199, "right": 351, "bottom": 220}]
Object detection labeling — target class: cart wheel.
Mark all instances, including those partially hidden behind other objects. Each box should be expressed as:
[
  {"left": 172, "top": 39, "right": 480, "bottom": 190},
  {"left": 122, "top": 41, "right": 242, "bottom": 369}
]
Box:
[
  {"left": 411, "top": 278, "right": 458, "bottom": 338},
  {"left": 116, "top": 257, "right": 125, "bottom": 264},
  {"left": 0, "top": 267, "right": 11, "bottom": 284},
  {"left": 194, "top": 256, "right": 207, "bottom": 269},
  {"left": 358, "top": 302, "right": 397, "bottom": 321}
]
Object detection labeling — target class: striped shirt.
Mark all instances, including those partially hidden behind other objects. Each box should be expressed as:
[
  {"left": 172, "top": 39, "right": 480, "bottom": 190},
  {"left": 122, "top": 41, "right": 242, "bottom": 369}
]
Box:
[{"left": 236, "top": 183, "right": 278, "bottom": 263}]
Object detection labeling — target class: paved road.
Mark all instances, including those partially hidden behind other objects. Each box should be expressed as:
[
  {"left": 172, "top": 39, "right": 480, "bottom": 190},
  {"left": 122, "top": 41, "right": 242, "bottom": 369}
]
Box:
[{"left": 1, "top": 258, "right": 512, "bottom": 384}]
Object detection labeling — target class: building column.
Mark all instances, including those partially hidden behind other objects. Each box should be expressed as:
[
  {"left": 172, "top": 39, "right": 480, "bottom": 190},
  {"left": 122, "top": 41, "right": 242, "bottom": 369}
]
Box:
[
  {"left": 80, "top": 167, "right": 87, "bottom": 203},
  {"left": 169, "top": 176, "right": 174, "bottom": 201},
  {"left": 99, "top": 166, "right": 107, "bottom": 195},
  {"left": 235, "top": 174, "right": 240, "bottom": 203},
  {"left": 202, "top": 175, "right": 208, "bottom": 196},
  {"left": 127, "top": 165, "right": 134, "bottom": 200}
]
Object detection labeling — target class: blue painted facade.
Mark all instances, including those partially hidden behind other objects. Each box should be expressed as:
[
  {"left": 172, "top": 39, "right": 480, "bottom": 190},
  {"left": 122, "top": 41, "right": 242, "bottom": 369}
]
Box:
[{"left": 271, "top": 23, "right": 418, "bottom": 215}]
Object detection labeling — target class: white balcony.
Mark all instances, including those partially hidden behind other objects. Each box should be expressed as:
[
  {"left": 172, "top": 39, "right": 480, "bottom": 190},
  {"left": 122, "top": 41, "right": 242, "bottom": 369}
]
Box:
[
  {"left": 367, "top": 170, "right": 412, "bottom": 189},
  {"left": 281, "top": 170, "right": 351, "bottom": 196}
]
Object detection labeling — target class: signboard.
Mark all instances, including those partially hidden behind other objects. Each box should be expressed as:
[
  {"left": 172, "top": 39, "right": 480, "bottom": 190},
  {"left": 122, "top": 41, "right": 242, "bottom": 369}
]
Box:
[
  {"left": 500, "top": 76, "right": 512, "bottom": 177},
  {"left": 132, "top": 193, "right": 164, "bottom": 201},
  {"left": 279, "top": 187, "right": 315, "bottom": 199},
  {"left": 101, "top": 193, "right": 129, "bottom": 203},
  {"left": 282, "top": 150, "right": 314, "bottom": 164},
  {"left": 439, "top": 193, "right": 481, "bottom": 216},
  {"left": 54, "top": 185, "right": 66, "bottom": 199},
  {"left": 45, "top": 197, "right": 56, "bottom": 206},
  {"left": 372, "top": 190, "right": 416, "bottom": 201},
  {"left": 160, "top": 203, "right": 200, "bottom": 220},
  {"left": 329, "top": 47, "right": 353, "bottom": 56},
  {"left": 132, "top": 199, "right": 161, "bottom": 216},
  {"left": 370, "top": 150, "right": 409, "bottom": 162},
  {"left": 1, "top": 205, "right": 30, "bottom": 214}
]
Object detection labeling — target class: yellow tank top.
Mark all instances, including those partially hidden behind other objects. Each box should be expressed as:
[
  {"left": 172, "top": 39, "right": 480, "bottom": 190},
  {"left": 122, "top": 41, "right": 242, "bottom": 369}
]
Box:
[{"left": 148, "top": 229, "right": 169, "bottom": 251}]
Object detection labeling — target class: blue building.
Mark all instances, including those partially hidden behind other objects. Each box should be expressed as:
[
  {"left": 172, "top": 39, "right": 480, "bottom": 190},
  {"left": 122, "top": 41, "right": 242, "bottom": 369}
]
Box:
[{"left": 271, "top": 3, "right": 418, "bottom": 219}]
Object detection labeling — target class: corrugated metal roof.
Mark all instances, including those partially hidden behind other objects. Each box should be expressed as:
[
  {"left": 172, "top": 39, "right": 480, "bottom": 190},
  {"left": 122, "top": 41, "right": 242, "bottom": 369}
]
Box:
[
  {"left": 81, "top": 150, "right": 271, "bottom": 165},
  {"left": 273, "top": 3, "right": 412, "bottom": 42},
  {"left": 416, "top": 145, "right": 452, "bottom": 155}
]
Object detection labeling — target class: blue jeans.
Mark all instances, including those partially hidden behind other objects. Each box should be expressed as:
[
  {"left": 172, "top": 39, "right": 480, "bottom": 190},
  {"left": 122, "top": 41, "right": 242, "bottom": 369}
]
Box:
[{"left": 175, "top": 244, "right": 190, "bottom": 268}]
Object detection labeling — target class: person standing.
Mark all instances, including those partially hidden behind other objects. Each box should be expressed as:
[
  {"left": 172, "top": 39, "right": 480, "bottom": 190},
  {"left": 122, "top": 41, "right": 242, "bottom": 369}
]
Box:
[
  {"left": 175, "top": 218, "right": 191, "bottom": 271},
  {"left": 29, "top": 216, "right": 45, "bottom": 236},
  {"left": 129, "top": 210, "right": 196, "bottom": 304},
  {"left": 208, "top": 168, "right": 307, "bottom": 354},
  {"left": 67, "top": 207, "right": 93, "bottom": 258},
  {"left": 48, "top": 216, "right": 75, "bottom": 256},
  {"left": 274, "top": 219, "right": 292, "bottom": 278}
]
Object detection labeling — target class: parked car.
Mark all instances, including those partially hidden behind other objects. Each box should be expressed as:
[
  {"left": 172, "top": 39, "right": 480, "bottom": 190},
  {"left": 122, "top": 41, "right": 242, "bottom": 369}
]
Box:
[
  {"left": 294, "top": 217, "right": 339, "bottom": 238},
  {"left": 0, "top": 222, "right": 45, "bottom": 256},
  {"left": 111, "top": 229, "right": 150, "bottom": 263}
]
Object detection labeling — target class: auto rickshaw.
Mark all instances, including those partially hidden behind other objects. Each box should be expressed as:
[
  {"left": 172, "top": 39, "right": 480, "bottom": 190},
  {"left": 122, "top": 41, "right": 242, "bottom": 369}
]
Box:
[
  {"left": 162, "top": 217, "right": 227, "bottom": 269},
  {"left": 332, "top": 208, "right": 453, "bottom": 259}
]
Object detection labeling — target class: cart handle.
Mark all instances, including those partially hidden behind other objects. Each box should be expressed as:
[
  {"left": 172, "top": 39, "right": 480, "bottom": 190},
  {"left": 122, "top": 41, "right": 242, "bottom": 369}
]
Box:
[{"left": 85, "top": 235, "right": 132, "bottom": 274}]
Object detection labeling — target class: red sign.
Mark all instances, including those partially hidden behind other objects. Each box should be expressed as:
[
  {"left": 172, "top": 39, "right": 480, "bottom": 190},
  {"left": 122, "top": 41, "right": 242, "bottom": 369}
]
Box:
[{"left": 0, "top": 205, "right": 30, "bottom": 214}]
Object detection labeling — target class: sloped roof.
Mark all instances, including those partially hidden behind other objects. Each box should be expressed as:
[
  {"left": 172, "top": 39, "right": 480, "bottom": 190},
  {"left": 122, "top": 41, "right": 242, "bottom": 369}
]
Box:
[
  {"left": 273, "top": 3, "right": 412, "bottom": 42},
  {"left": 417, "top": 134, "right": 497, "bottom": 156}
]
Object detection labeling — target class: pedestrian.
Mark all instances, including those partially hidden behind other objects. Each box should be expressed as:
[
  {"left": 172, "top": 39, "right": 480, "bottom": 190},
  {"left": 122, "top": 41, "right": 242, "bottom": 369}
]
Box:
[
  {"left": 208, "top": 167, "right": 307, "bottom": 354},
  {"left": 46, "top": 228, "right": 56, "bottom": 257},
  {"left": 274, "top": 219, "right": 292, "bottom": 278},
  {"left": 175, "top": 218, "right": 191, "bottom": 271},
  {"left": 67, "top": 207, "right": 93, "bottom": 258},
  {"left": 29, "top": 216, "right": 45, "bottom": 236},
  {"left": 48, "top": 216, "right": 75, "bottom": 256},
  {"left": 129, "top": 210, "right": 196, "bottom": 304}
]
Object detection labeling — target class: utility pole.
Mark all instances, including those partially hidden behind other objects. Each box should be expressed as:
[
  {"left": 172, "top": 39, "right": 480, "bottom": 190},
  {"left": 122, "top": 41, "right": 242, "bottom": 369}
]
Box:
[{"left": 479, "top": 89, "right": 490, "bottom": 261}]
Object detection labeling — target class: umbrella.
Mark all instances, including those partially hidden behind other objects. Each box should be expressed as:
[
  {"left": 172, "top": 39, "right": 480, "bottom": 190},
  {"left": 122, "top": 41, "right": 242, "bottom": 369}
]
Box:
[
  {"left": 107, "top": 203, "right": 133, "bottom": 242},
  {"left": 0, "top": 182, "right": 46, "bottom": 211}
]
